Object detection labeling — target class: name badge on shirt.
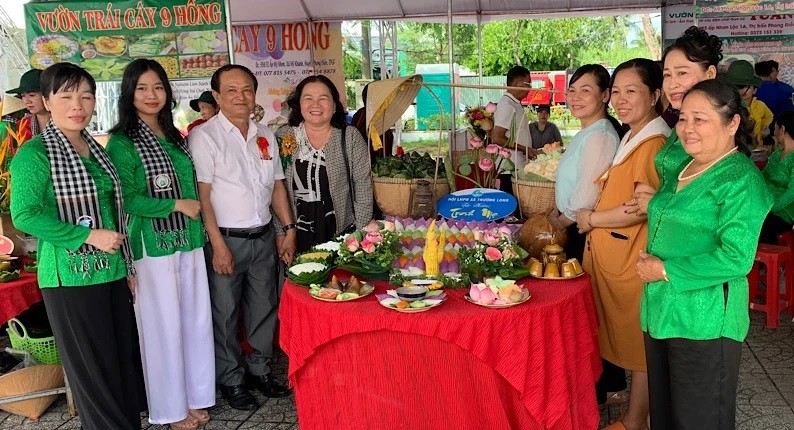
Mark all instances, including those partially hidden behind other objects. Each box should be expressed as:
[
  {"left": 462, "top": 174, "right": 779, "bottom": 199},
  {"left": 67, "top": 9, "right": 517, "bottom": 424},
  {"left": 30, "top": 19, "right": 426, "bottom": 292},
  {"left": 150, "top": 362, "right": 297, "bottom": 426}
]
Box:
[
  {"left": 76, "top": 215, "right": 94, "bottom": 228},
  {"left": 154, "top": 174, "right": 172, "bottom": 192}
]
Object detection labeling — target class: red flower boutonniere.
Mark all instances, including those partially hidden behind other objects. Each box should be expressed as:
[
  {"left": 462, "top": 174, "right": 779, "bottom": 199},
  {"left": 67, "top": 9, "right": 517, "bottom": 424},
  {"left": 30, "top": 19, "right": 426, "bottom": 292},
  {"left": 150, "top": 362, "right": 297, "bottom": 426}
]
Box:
[{"left": 257, "top": 136, "right": 271, "bottom": 160}]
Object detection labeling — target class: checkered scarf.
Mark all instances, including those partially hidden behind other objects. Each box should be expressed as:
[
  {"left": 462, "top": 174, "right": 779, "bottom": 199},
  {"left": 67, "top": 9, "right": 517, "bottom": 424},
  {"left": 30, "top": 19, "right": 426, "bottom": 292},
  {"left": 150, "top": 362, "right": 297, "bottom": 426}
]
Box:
[
  {"left": 41, "top": 122, "right": 134, "bottom": 277},
  {"left": 129, "top": 118, "right": 191, "bottom": 249}
]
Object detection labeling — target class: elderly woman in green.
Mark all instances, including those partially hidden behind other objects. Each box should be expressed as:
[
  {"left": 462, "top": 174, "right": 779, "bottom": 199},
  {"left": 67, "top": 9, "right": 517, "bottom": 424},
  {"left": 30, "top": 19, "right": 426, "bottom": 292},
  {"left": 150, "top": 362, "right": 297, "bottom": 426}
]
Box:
[
  {"left": 10, "top": 63, "right": 144, "bottom": 430},
  {"left": 635, "top": 80, "right": 772, "bottom": 430}
]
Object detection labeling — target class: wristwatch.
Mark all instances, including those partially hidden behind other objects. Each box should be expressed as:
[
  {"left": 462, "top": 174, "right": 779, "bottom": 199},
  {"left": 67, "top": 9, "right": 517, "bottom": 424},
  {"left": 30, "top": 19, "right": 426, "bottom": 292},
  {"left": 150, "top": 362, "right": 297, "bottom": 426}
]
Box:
[{"left": 283, "top": 223, "right": 297, "bottom": 231}]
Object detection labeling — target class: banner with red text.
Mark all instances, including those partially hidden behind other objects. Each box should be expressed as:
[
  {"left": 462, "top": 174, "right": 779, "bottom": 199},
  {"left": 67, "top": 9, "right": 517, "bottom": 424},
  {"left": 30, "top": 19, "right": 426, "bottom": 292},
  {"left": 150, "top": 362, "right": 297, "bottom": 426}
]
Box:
[
  {"left": 24, "top": 0, "right": 228, "bottom": 81},
  {"left": 231, "top": 22, "right": 345, "bottom": 127},
  {"left": 663, "top": 5, "right": 794, "bottom": 83},
  {"left": 24, "top": 0, "right": 230, "bottom": 132}
]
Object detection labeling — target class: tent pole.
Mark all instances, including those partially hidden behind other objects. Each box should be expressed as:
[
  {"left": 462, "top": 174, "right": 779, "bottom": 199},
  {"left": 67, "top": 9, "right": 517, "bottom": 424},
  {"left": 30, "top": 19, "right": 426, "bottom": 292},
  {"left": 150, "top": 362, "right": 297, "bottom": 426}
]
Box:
[
  {"left": 447, "top": 0, "right": 456, "bottom": 155},
  {"left": 477, "top": 13, "right": 483, "bottom": 106}
]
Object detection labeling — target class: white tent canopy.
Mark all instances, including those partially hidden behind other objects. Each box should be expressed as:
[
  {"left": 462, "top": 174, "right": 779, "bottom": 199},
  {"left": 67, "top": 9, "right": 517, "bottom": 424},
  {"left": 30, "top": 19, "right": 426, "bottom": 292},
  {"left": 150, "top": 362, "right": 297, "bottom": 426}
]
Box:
[{"left": 230, "top": 0, "right": 694, "bottom": 24}]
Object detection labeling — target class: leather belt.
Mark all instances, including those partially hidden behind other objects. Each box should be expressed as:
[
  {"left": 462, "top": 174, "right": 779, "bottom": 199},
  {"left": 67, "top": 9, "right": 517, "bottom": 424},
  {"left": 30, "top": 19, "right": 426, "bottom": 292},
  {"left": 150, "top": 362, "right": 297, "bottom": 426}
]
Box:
[{"left": 219, "top": 224, "right": 270, "bottom": 239}]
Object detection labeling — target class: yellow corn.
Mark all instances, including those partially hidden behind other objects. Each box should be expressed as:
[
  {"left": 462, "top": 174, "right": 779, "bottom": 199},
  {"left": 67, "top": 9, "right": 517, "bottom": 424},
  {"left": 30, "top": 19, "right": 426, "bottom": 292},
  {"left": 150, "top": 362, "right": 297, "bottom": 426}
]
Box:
[{"left": 424, "top": 220, "right": 439, "bottom": 276}]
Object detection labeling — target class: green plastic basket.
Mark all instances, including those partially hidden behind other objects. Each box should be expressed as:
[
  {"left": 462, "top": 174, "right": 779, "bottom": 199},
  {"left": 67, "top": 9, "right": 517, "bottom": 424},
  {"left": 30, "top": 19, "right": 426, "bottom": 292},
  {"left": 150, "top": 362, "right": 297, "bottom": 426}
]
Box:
[{"left": 6, "top": 318, "right": 61, "bottom": 365}]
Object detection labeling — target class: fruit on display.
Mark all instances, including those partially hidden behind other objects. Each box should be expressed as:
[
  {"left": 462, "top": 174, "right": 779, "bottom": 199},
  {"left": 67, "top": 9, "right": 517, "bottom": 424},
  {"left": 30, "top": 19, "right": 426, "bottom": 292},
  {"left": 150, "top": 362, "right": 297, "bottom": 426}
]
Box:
[
  {"left": 468, "top": 277, "right": 525, "bottom": 305},
  {"left": 516, "top": 213, "right": 567, "bottom": 260},
  {"left": 180, "top": 30, "right": 226, "bottom": 53},
  {"left": 309, "top": 275, "right": 373, "bottom": 301},
  {"left": 181, "top": 54, "right": 228, "bottom": 70}
]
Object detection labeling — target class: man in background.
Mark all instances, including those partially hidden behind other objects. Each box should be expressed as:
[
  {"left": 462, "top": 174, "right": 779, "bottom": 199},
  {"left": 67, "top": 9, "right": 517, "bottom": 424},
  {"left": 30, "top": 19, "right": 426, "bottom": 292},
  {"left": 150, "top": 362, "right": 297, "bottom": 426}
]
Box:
[{"left": 492, "top": 66, "right": 533, "bottom": 196}]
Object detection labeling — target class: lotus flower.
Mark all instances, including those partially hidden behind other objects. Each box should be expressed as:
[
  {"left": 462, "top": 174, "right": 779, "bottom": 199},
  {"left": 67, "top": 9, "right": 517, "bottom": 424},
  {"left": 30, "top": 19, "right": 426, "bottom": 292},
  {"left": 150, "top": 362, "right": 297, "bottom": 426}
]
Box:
[
  {"left": 485, "top": 247, "right": 503, "bottom": 261},
  {"left": 485, "top": 144, "right": 500, "bottom": 154},
  {"left": 345, "top": 236, "right": 359, "bottom": 252},
  {"left": 471, "top": 283, "right": 497, "bottom": 304},
  {"left": 469, "top": 136, "right": 484, "bottom": 149},
  {"left": 485, "top": 102, "right": 498, "bottom": 113},
  {"left": 482, "top": 231, "right": 501, "bottom": 246},
  {"left": 360, "top": 238, "right": 375, "bottom": 253},
  {"left": 382, "top": 220, "right": 395, "bottom": 231},
  {"left": 498, "top": 226, "right": 513, "bottom": 239},
  {"left": 480, "top": 117, "right": 494, "bottom": 131},
  {"left": 365, "top": 231, "right": 384, "bottom": 244},
  {"left": 478, "top": 158, "right": 494, "bottom": 172},
  {"left": 499, "top": 148, "right": 512, "bottom": 159}
]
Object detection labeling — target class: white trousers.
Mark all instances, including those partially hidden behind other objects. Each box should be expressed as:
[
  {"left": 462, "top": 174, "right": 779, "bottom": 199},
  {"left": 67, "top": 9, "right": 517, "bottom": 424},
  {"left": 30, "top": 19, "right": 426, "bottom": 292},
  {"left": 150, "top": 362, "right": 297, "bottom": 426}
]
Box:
[{"left": 134, "top": 247, "right": 215, "bottom": 424}]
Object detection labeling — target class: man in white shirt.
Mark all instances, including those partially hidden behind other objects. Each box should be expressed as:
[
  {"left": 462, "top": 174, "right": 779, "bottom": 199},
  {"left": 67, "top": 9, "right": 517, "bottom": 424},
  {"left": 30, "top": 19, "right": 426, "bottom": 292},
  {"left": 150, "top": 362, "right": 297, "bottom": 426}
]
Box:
[
  {"left": 189, "top": 65, "right": 296, "bottom": 410},
  {"left": 492, "top": 66, "right": 533, "bottom": 196}
]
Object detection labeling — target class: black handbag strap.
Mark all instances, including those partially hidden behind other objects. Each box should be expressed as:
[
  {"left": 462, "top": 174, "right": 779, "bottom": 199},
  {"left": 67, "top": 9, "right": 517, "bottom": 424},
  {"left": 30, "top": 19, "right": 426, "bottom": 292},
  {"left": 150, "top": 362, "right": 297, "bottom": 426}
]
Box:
[{"left": 339, "top": 126, "right": 356, "bottom": 222}]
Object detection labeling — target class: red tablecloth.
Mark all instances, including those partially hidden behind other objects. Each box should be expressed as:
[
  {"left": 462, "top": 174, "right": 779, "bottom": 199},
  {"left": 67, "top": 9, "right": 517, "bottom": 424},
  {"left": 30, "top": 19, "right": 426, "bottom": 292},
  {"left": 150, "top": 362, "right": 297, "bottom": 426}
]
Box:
[
  {"left": 279, "top": 275, "right": 602, "bottom": 430},
  {"left": 0, "top": 271, "right": 41, "bottom": 324}
]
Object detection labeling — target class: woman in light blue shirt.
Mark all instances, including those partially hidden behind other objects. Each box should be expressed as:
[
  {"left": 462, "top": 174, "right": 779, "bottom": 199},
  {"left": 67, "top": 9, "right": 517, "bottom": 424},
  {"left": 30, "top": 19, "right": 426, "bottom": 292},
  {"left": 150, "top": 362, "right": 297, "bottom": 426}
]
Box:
[{"left": 550, "top": 64, "right": 622, "bottom": 261}]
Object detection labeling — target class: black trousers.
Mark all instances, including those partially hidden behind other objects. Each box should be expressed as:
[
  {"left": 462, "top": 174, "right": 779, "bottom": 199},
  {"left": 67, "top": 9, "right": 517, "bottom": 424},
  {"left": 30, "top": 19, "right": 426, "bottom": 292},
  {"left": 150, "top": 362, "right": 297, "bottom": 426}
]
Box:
[
  {"left": 759, "top": 213, "right": 792, "bottom": 244},
  {"left": 596, "top": 358, "right": 628, "bottom": 404},
  {"left": 566, "top": 224, "right": 586, "bottom": 262},
  {"left": 42, "top": 279, "right": 145, "bottom": 430},
  {"left": 644, "top": 333, "right": 741, "bottom": 430}
]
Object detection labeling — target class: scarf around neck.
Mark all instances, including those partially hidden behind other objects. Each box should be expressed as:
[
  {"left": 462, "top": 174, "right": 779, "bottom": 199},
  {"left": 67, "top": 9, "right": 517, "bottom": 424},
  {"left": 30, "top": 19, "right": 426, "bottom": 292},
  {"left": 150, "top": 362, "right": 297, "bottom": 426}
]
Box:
[
  {"left": 129, "top": 118, "right": 193, "bottom": 250},
  {"left": 41, "top": 121, "right": 134, "bottom": 277}
]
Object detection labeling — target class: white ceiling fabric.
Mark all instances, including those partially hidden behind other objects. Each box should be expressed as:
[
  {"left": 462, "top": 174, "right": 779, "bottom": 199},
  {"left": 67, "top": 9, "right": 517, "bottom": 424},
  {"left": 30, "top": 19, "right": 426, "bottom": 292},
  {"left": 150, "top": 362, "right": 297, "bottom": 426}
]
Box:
[{"left": 229, "top": 0, "right": 695, "bottom": 24}]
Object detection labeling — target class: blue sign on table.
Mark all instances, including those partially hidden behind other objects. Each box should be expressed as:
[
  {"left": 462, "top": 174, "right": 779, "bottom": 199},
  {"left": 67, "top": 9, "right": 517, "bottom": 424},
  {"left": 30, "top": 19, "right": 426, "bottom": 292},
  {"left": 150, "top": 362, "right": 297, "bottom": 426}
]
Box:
[{"left": 437, "top": 188, "right": 517, "bottom": 221}]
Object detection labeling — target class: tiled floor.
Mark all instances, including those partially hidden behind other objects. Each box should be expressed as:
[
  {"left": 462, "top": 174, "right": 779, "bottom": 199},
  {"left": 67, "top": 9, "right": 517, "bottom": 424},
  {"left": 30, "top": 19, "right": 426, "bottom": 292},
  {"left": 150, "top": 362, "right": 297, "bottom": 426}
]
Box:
[{"left": 2, "top": 311, "right": 792, "bottom": 429}]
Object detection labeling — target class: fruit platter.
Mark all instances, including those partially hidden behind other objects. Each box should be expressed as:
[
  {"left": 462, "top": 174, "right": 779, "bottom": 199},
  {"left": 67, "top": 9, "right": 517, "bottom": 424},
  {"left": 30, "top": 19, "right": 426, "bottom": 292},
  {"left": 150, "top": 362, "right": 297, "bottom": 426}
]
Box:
[
  {"left": 377, "top": 288, "right": 446, "bottom": 313},
  {"left": 465, "top": 277, "right": 530, "bottom": 308},
  {"left": 309, "top": 275, "right": 374, "bottom": 302},
  {"left": 91, "top": 36, "right": 127, "bottom": 57}
]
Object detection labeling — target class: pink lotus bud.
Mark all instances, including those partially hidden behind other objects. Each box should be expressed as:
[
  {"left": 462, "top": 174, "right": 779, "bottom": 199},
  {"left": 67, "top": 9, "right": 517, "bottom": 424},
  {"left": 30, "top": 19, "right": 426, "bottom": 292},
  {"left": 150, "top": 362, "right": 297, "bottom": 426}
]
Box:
[
  {"left": 478, "top": 158, "right": 494, "bottom": 172},
  {"left": 485, "top": 144, "right": 500, "bottom": 154},
  {"left": 484, "top": 246, "right": 503, "bottom": 261},
  {"left": 485, "top": 102, "right": 498, "bottom": 113},
  {"left": 499, "top": 148, "right": 512, "bottom": 159},
  {"left": 498, "top": 226, "right": 513, "bottom": 239},
  {"left": 469, "top": 136, "right": 484, "bottom": 149},
  {"left": 366, "top": 231, "right": 384, "bottom": 244},
  {"left": 480, "top": 117, "right": 494, "bottom": 131},
  {"left": 483, "top": 231, "right": 501, "bottom": 246},
  {"left": 477, "top": 283, "right": 497, "bottom": 304},
  {"left": 469, "top": 283, "right": 484, "bottom": 301},
  {"left": 345, "top": 237, "right": 359, "bottom": 252},
  {"left": 360, "top": 238, "right": 376, "bottom": 253}
]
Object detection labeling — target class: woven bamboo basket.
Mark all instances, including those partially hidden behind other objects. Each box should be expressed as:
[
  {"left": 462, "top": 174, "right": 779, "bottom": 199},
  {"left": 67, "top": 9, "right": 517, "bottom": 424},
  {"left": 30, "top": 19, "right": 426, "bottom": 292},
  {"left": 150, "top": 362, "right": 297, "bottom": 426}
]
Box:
[
  {"left": 512, "top": 178, "right": 556, "bottom": 216},
  {"left": 0, "top": 364, "right": 64, "bottom": 419},
  {"left": 372, "top": 177, "right": 450, "bottom": 218}
]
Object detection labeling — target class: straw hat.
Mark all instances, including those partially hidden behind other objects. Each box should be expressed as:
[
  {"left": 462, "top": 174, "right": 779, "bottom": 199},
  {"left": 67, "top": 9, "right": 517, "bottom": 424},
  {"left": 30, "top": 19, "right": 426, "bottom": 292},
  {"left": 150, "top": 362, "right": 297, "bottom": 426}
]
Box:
[
  {"left": 1, "top": 95, "right": 26, "bottom": 117},
  {"left": 366, "top": 75, "right": 423, "bottom": 150},
  {"left": 0, "top": 364, "right": 64, "bottom": 419}
]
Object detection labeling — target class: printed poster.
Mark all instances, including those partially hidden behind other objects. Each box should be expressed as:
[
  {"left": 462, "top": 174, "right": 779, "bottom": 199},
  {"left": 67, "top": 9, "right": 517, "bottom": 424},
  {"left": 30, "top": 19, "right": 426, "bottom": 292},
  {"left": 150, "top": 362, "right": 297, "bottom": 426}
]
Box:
[
  {"left": 24, "top": 0, "right": 230, "bottom": 131},
  {"left": 231, "top": 22, "right": 345, "bottom": 127},
  {"left": 663, "top": 5, "right": 794, "bottom": 84}
]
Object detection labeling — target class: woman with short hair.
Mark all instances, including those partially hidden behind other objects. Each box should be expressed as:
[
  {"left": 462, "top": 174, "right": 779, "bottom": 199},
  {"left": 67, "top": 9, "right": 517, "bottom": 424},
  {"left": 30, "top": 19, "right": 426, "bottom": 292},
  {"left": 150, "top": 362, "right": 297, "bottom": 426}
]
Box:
[{"left": 637, "top": 79, "right": 772, "bottom": 429}]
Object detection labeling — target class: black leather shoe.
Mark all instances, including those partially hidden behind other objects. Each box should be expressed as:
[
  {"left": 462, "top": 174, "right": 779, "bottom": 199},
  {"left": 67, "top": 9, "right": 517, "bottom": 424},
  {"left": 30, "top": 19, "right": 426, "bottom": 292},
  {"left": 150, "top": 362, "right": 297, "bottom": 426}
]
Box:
[
  {"left": 245, "top": 373, "right": 292, "bottom": 398},
  {"left": 219, "top": 384, "right": 258, "bottom": 410}
]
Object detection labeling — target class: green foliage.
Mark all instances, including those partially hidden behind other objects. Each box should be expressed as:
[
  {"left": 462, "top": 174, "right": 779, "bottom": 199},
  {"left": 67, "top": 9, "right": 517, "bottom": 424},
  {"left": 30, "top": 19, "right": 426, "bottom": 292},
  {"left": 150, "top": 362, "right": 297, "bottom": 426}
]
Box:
[
  {"left": 469, "top": 18, "right": 616, "bottom": 75},
  {"left": 398, "top": 23, "right": 477, "bottom": 73},
  {"left": 416, "top": 113, "right": 467, "bottom": 131},
  {"left": 372, "top": 152, "right": 446, "bottom": 179},
  {"left": 343, "top": 40, "right": 362, "bottom": 80}
]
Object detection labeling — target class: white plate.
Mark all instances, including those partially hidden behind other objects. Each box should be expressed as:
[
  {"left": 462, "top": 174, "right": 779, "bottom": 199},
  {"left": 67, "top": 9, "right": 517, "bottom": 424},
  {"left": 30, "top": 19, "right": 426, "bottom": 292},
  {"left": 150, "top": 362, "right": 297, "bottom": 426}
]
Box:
[
  {"left": 465, "top": 289, "right": 531, "bottom": 308},
  {"left": 379, "top": 296, "right": 445, "bottom": 313},
  {"left": 310, "top": 283, "right": 374, "bottom": 302}
]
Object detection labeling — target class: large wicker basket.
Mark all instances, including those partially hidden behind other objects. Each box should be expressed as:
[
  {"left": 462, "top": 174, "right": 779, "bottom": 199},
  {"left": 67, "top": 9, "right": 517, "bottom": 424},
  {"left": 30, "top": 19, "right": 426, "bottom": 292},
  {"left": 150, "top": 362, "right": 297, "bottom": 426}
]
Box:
[
  {"left": 512, "top": 178, "right": 556, "bottom": 217},
  {"left": 372, "top": 177, "right": 450, "bottom": 218}
]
